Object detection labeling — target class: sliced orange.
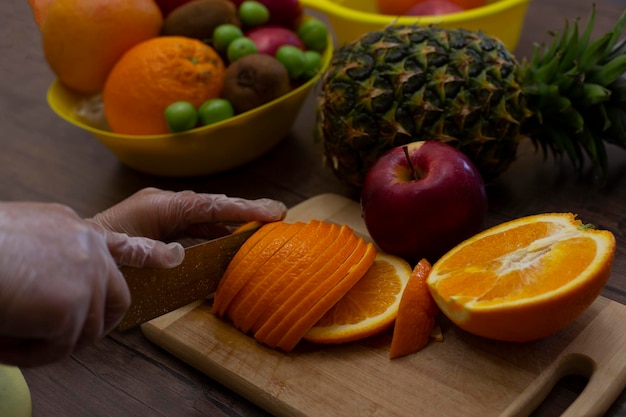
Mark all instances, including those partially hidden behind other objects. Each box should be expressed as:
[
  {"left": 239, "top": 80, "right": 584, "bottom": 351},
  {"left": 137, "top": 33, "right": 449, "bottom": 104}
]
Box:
[
  {"left": 427, "top": 213, "right": 616, "bottom": 342},
  {"left": 213, "top": 221, "right": 303, "bottom": 316},
  {"left": 226, "top": 220, "right": 329, "bottom": 330},
  {"left": 235, "top": 223, "right": 344, "bottom": 334},
  {"left": 261, "top": 236, "right": 376, "bottom": 351},
  {"left": 303, "top": 252, "right": 412, "bottom": 346},
  {"left": 248, "top": 224, "right": 358, "bottom": 336},
  {"left": 212, "top": 221, "right": 278, "bottom": 315},
  {"left": 231, "top": 220, "right": 264, "bottom": 234},
  {"left": 389, "top": 259, "right": 439, "bottom": 359},
  {"left": 274, "top": 242, "right": 378, "bottom": 351}
]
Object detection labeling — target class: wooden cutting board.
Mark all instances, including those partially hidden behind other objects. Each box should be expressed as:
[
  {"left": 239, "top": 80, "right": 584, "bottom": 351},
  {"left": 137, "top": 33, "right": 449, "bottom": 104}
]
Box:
[{"left": 141, "top": 193, "right": 626, "bottom": 417}]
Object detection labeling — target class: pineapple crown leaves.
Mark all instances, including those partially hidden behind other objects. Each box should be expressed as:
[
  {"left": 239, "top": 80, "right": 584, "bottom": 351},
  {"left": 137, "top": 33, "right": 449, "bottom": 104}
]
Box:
[{"left": 520, "top": 6, "right": 626, "bottom": 179}]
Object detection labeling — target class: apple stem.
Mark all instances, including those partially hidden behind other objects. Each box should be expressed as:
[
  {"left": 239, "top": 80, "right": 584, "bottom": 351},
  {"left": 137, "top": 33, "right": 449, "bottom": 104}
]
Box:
[{"left": 403, "top": 145, "right": 420, "bottom": 181}]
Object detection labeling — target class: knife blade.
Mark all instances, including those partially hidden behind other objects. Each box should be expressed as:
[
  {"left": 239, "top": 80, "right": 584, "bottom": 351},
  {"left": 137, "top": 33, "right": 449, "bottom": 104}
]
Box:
[{"left": 117, "top": 225, "right": 260, "bottom": 330}]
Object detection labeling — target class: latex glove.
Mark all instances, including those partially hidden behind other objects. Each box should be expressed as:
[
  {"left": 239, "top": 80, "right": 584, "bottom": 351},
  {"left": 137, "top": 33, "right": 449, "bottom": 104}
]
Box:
[
  {"left": 0, "top": 202, "right": 182, "bottom": 367},
  {"left": 89, "top": 187, "right": 288, "bottom": 242}
]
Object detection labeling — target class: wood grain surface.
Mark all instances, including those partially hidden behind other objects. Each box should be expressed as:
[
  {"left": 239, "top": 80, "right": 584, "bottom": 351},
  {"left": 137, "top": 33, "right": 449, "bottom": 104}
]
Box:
[
  {"left": 1, "top": 0, "right": 626, "bottom": 416},
  {"left": 141, "top": 194, "right": 626, "bottom": 417}
]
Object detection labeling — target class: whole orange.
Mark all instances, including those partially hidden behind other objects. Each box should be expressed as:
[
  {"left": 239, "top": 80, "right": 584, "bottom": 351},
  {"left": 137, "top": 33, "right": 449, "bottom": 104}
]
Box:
[
  {"left": 42, "top": 0, "right": 163, "bottom": 94},
  {"left": 27, "top": 0, "right": 53, "bottom": 30},
  {"left": 103, "top": 36, "right": 226, "bottom": 135}
]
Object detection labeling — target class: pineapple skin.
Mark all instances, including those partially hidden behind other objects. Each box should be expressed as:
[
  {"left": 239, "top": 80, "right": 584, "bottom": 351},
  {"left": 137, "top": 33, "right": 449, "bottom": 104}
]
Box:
[{"left": 316, "top": 25, "right": 532, "bottom": 188}]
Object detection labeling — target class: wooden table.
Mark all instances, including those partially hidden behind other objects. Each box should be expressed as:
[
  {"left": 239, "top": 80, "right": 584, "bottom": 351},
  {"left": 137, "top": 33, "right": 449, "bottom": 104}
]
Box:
[{"left": 2, "top": 0, "right": 626, "bottom": 415}]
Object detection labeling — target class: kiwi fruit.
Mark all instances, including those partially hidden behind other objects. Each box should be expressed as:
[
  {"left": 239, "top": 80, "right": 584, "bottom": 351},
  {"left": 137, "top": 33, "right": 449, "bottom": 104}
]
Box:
[
  {"left": 162, "top": 0, "right": 240, "bottom": 41},
  {"left": 222, "top": 54, "right": 291, "bottom": 114}
]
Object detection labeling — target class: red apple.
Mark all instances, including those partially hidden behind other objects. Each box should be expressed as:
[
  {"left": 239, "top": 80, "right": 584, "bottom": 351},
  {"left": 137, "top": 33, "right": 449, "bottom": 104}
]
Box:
[
  {"left": 406, "top": 0, "right": 464, "bottom": 16},
  {"left": 361, "top": 141, "right": 487, "bottom": 264},
  {"left": 245, "top": 25, "right": 304, "bottom": 56}
]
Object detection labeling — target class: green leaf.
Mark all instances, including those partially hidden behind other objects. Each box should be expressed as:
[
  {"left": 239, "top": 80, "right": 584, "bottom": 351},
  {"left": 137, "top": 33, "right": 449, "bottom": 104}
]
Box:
[
  {"left": 561, "top": 107, "right": 585, "bottom": 133},
  {"left": 578, "top": 33, "right": 613, "bottom": 72},
  {"left": 547, "top": 125, "right": 583, "bottom": 169},
  {"left": 533, "top": 52, "right": 563, "bottom": 83},
  {"left": 578, "top": 6, "right": 597, "bottom": 54},
  {"left": 606, "top": 8, "right": 626, "bottom": 53},
  {"left": 595, "top": 103, "right": 611, "bottom": 132},
  {"left": 553, "top": 96, "right": 573, "bottom": 112},
  {"left": 542, "top": 21, "right": 570, "bottom": 64},
  {"left": 586, "top": 128, "right": 609, "bottom": 177},
  {"left": 588, "top": 55, "right": 626, "bottom": 85},
  {"left": 531, "top": 82, "right": 560, "bottom": 107},
  {"left": 580, "top": 83, "right": 612, "bottom": 106},
  {"left": 558, "top": 23, "right": 581, "bottom": 73}
]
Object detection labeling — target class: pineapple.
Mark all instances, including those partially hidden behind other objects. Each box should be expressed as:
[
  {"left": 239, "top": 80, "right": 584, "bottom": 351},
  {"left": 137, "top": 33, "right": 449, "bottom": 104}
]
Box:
[{"left": 316, "top": 8, "right": 626, "bottom": 187}]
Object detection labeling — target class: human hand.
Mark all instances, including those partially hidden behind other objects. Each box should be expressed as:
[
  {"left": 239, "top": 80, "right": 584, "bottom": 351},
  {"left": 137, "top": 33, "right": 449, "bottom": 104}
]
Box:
[
  {"left": 0, "top": 202, "right": 183, "bottom": 367},
  {"left": 89, "top": 187, "right": 288, "bottom": 242}
]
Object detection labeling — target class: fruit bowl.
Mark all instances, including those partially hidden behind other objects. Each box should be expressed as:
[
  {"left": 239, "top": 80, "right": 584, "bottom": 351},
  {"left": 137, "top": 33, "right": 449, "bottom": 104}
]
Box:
[
  {"left": 47, "top": 37, "right": 333, "bottom": 178},
  {"left": 300, "top": 0, "right": 531, "bottom": 50}
]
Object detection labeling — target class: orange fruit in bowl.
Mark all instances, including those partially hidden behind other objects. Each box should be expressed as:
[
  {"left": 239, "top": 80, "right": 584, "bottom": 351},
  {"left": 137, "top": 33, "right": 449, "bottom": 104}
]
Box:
[
  {"left": 27, "top": 0, "right": 53, "bottom": 30},
  {"left": 303, "top": 252, "right": 413, "bottom": 345},
  {"left": 427, "top": 213, "right": 616, "bottom": 342},
  {"left": 102, "top": 36, "right": 226, "bottom": 135},
  {"left": 42, "top": 0, "right": 163, "bottom": 94}
]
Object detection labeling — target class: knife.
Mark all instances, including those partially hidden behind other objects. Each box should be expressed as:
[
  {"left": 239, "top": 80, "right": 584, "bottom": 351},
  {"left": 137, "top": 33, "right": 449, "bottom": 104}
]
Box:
[{"left": 117, "top": 224, "right": 261, "bottom": 331}]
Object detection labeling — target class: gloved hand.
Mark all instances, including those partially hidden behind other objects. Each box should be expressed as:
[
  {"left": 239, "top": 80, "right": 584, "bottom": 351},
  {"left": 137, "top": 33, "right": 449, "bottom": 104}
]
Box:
[
  {"left": 0, "top": 189, "right": 286, "bottom": 367},
  {"left": 89, "top": 187, "right": 288, "bottom": 243},
  {"left": 0, "top": 202, "right": 181, "bottom": 367}
]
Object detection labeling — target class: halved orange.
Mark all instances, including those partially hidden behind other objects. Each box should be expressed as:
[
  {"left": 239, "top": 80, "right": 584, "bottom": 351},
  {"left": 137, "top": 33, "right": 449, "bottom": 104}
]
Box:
[
  {"left": 427, "top": 213, "right": 616, "bottom": 342},
  {"left": 303, "top": 252, "right": 412, "bottom": 345}
]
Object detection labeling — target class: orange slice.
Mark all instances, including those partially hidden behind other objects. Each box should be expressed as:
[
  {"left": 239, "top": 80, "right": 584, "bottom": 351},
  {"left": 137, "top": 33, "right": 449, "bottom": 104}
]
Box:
[
  {"left": 226, "top": 220, "right": 329, "bottom": 330},
  {"left": 427, "top": 213, "right": 616, "bottom": 342},
  {"left": 235, "top": 222, "right": 343, "bottom": 334},
  {"left": 212, "top": 221, "right": 278, "bottom": 315},
  {"left": 231, "top": 220, "right": 264, "bottom": 234},
  {"left": 389, "top": 259, "right": 439, "bottom": 359},
  {"left": 301, "top": 251, "right": 409, "bottom": 346},
  {"left": 272, "top": 241, "right": 377, "bottom": 351},
  {"left": 213, "top": 221, "right": 303, "bottom": 316},
  {"left": 248, "top": 224, "right": 358, "bottom": 336}
]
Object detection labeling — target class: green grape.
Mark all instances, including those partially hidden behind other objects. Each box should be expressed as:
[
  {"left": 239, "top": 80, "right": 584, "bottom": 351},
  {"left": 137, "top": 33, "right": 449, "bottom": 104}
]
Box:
[
  {"left": 198, "top": 98, "right": 235, "bottom": 125},
  {"left": 239, "top": 1, "right": 270, "bottom": 27},
  {"left": 227, "top": 37, "right": 258, "bottom": 62},
  {"left": 296, "top": 19, "right": 329, "bottom": 52},
  {"left": 275, "top": 45, "right": 305, "bottom": 80},
  {"left": 164, "top": 101, "right": 198, "bottom": 133},
  {"left": 301, "top": 50, "right": 323, "bottom": 80},
  {"left": 213, "top": 24, "right": 244, "bottom": 53}
]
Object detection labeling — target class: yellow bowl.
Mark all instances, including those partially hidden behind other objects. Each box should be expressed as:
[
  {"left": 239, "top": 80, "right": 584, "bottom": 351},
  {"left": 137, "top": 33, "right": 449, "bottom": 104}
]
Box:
[
  {"left": 47, "top": 35, "right": 333, "bottom": 177},
  {"left": 301, "top": 0, "right": 531, "bottom": 50}
]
